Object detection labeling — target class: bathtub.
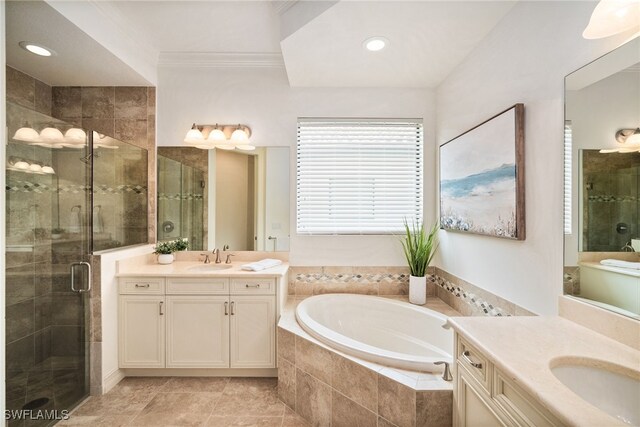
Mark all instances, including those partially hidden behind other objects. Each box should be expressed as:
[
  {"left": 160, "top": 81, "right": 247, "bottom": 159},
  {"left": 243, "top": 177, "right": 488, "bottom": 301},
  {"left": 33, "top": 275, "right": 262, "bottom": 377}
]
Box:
[{"left": 295, "top": 294, "right": 453, "bottom": 372}]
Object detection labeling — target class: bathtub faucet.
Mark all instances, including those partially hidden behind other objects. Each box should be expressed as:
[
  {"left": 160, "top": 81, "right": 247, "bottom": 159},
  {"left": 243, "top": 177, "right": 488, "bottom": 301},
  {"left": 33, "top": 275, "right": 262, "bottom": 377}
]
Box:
[{"left": 434, "top": 361, "right": 452, "bottom": 381}]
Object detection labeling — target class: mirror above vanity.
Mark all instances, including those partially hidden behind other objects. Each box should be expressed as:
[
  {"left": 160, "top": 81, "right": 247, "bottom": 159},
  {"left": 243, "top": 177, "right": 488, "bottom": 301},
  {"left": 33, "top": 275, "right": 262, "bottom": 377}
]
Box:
[
  {"left": 157, "top": 146, "right": 290, "bottom": 252},
  {"left": 564, "top": 37, "right": 640, "bottom": 320}
]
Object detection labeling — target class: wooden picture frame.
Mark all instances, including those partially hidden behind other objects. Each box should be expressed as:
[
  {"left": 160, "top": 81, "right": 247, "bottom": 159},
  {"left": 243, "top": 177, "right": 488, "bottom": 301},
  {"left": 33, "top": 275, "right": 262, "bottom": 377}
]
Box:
[{"left": 439, "top": 104, "right": 525, "bottom": 240}]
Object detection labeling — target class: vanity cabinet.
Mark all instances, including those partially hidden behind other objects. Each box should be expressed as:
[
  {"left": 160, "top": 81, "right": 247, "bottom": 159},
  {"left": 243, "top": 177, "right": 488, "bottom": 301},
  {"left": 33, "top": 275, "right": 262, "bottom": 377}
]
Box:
[
  {"left": 454, "top": 334, "right": 564, "bottom": 427},
  {"left": 118, "top": 276, "right": 278, "bottom": 370}
]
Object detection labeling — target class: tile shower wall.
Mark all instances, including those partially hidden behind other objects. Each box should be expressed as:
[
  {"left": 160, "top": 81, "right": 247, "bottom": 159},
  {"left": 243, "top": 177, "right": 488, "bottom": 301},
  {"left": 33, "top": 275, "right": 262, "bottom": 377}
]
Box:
[
  {"left": 6, "top": 66, "right": 88, "bottom": 418},
  {"left": 51, "top": 83, "right": 157, "bottom": 244},
  {"left": 288, "top": 266, "right": 535, "bottom": 316}
]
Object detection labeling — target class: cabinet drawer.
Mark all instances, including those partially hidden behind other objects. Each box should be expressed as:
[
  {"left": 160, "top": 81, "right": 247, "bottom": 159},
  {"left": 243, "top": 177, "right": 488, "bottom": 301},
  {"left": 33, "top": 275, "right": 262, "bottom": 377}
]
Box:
[
  {"left": 493, "top": 369, "right": 563, "bottom": 427},
  {"left": 119, "top": 278, "right": 165, "bottom": 294},
  {"left": 230, "top": 278, "right": 276, "bottom": 295},
  {"left": 166, "top": 277, "right": 229, "bottom": 294},
  {"left": 457, "top": 336, "right": 491, "bottom": 392}
]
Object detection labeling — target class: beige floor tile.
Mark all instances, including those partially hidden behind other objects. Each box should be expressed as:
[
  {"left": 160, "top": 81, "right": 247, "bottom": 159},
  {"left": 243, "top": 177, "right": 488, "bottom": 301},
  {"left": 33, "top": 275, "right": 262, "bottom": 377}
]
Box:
[
  {"left": 161, "top": 377, "right": 230, "bottom": 393},
  {"left": 113, "top": 377, "right": 170, "bottom": 393},
  {"left": 205, "top": 416, "right": 284, "bottom": 427},
  {"left": 214, "top": 379, "right": 284, "bottom": 417},
  {"left": 72, "top": 389, "right": 158, "bottom": 416},
  {"left": 58, "top": 414, "right": 132, "bottom": 426}
]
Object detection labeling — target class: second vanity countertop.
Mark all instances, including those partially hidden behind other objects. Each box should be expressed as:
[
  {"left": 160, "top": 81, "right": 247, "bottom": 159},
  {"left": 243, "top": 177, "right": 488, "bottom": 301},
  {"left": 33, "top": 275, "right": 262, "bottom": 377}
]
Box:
[
  {"left": 117, "top": 261, "right": 289, "bottom": 278},
  {"left": 447, "top": 316, "right": 640, "bottom": 427}
]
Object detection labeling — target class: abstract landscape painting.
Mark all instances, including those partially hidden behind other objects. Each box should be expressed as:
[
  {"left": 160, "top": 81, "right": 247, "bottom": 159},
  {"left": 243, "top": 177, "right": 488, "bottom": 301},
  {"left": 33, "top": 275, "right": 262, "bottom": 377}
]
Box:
[{"left": 440, "top": 104, "right": 525, "bottom": 240}]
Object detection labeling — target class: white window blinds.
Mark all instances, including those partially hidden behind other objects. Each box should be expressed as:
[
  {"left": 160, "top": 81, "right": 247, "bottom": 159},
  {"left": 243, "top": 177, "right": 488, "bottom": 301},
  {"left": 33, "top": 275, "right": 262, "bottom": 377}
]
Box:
[
  {"left": 297, "top": 119, "right": 423, "bottom": 235},
  {"left": 564, "top": 121, "right": 572, "bottom": 234}
]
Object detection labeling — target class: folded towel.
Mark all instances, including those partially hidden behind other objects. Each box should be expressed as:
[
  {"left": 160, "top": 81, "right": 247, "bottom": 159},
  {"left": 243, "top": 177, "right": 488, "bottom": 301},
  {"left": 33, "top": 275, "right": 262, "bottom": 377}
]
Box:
[
  {"left": 241, "top": 259, "right": 283, "bottom": 271},
  {"left": 600, "top": 259, "right": 640, "bottom": 270}
]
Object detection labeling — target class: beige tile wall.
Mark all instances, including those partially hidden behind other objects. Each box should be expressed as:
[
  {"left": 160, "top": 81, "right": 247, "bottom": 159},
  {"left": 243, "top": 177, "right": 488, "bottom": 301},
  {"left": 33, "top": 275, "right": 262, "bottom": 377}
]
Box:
[
  {"left": 277, "top": 327, "right": 452, "bottom": 427},
  {"left": 288, "top": 266, "right": 534, "bottom": 317}
]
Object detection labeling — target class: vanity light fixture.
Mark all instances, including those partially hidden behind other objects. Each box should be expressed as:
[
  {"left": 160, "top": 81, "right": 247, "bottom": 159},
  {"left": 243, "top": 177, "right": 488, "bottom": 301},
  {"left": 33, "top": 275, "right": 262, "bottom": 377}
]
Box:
[
  {"left": 583, "top": 0, "right": 640, "bottom": 39},
  {"left": 7, "top": 158, "right": 55, "bottom": 175},
  {"left": 18, "top": 41, "right": 56, "bottom": 57},
  {"left": 184, "top": 123, "right": 254, "bottom": 151},
  {"left": 363, "top": 37, "right": 388, "bottom": 52},
  {"left": 600, "top": 128, "right": 640, "bottom": 153}
]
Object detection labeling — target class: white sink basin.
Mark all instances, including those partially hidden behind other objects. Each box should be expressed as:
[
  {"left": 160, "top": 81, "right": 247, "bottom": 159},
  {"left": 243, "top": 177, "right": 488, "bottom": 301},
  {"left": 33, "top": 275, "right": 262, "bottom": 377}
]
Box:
[
  {"left": 551, "top": 363, "right": 640, "bottom": 425},
  {"left": 187, "top": 264, "right": 233, "bottom": 272}
]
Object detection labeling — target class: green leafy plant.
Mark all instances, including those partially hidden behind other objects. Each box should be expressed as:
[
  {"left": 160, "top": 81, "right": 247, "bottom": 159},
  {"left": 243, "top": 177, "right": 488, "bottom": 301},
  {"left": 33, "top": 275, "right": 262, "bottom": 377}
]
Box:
[
  {"left": 401, "top": 219, "right": 439, "bottom": 277},
  {"left": 173, "top": 238, "right": 189, "bottom": 252},
  {"left": 154, "top": 241, "right": 175, "bottom": 255}
]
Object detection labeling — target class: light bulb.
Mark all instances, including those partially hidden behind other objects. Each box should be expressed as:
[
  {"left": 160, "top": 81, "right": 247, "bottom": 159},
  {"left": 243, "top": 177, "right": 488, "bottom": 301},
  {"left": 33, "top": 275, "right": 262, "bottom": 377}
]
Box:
[
  {"left": 236, "top": 144, "right": 256, "bottom": 151},
  {"left": 65, "top": 128, "right": 86, "bottom": 143},
  {"left": 625, "top": 128, "right": 640, "bottom": 145},
  {"left": 14, "top": 160, "right": 30, "bottom": 169},
  {"left": 216, "top": 143, "right": 236, "bottom": 150},
  {"left": 184, "top": 123, "right": 204, "bottom": 144},
  {"left": 40, "top": 127, "right": 64, "bottom": 142},
  {"left": 29, "top": 164, "right": 43, "bottom": 173},
  {"left": 41, "top": 166, "right": 55, "bottom": 174},
  {"left": 231, "top": 127, "right": 249, "bottom": 142},
  {"left": 13, "top": 126, "right": 39, "bottom": 142},
  {"left": 583, "top": 0, "right": 640, "bottom": 39},
  {"left": 364, "top": 37, "right": 388, "bottom": 52},
  {"left": 207, "top": 127, "right": 226, "bottom": 142}
]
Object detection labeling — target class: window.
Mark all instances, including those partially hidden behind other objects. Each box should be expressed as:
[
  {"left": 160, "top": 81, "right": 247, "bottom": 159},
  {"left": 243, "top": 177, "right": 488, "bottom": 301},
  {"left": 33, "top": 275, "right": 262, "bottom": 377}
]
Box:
[
  {"left": 564, "top": 121, "right": 572, "bottom": 234},
  {"left": 297, "top": 119, "right": 423, "bottom": 234}
]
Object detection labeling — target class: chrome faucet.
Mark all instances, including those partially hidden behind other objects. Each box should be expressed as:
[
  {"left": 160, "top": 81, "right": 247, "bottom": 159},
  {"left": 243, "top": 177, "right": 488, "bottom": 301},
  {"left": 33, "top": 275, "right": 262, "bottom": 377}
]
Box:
[
  {"left": 201, "top": 253, "right": 211, "bottom": 264},
  {"left": 212, "top": 248, "right": 222, "bottom": 263},
  {"left": 225, "top": 253, "right": 235, "bottom": 264},
  {"left": 434, "top": 361, "right": 452, "bottom": 381},
  {"left": 621, "top": 241, "right": 634, "bottom": 252}
]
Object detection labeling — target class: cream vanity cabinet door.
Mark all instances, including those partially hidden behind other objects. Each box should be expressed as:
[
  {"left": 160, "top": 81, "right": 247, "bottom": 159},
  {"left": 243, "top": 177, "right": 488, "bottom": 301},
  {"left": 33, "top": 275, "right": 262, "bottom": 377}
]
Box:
[
  {"left": 456, "top": 367, "right": 507, "bottom": 427},
  {"left": 229, "top": 295, "right": 276, "bottom": 368},
  {"left": 119, "top": 295, "right": 166, "bottom": 368},
  {"left": 165, "top": 295, "right": 230, "bottom": 368}
]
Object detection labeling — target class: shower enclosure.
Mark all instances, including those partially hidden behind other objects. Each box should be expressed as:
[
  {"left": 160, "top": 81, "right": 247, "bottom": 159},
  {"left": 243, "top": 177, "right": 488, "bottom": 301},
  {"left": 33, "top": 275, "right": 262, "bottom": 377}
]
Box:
[
  {"left": 157, "top": 154, "right": 206, "bottom": 251},
  {"left": 581, "top": 150, "right": 640, "bottom": 251},
  {"left": 5, "top": 102, "right": 148, "bottom": 424}
]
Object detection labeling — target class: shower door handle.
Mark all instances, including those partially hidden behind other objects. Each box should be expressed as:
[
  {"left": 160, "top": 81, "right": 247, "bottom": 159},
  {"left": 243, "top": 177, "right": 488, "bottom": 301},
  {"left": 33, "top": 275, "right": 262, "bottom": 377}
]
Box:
[{"left": 70, "top": 262, "right": 92, "bottom": 293}]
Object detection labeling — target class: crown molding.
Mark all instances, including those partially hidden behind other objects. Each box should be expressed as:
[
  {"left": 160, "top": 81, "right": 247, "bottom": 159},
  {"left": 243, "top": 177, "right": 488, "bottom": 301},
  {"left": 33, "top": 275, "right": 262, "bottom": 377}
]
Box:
[{"left": 158, "top": 52, "right": 285, "bottom": 68}]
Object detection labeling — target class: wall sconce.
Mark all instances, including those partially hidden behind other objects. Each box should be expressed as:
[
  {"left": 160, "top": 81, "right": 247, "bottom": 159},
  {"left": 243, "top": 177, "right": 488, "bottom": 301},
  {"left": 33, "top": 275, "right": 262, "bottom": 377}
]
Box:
[
  {"left": 600, "top": 128, "right": 640, "bottom": 153},
  {"left": 183, "top": 123, "right": 254, "bottom": 151},
  {"left": 583, "top": 0, "right": 640, "bottom": 39}
]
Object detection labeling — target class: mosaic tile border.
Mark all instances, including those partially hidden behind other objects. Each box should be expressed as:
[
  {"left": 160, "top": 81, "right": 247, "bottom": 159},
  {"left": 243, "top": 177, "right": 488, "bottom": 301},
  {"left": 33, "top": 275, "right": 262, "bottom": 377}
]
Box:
[
  {"left": 6, "top": 181, "right": 147, "bottom": 195},
  {"left": 289, "top": 267, "right": 531, "bottom": 317},
  {"left": 587, "top": 195, "right": 638, "bottom": 202},
  {"left": 158, "top": 192, "right": 204, "bottom": 201}
]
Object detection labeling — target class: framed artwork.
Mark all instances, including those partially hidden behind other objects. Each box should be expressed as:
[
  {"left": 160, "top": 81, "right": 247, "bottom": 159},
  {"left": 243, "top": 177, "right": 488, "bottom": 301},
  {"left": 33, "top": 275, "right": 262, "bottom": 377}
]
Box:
[{"left": 439, "top": 104, "right": 525, "bottom": 240}]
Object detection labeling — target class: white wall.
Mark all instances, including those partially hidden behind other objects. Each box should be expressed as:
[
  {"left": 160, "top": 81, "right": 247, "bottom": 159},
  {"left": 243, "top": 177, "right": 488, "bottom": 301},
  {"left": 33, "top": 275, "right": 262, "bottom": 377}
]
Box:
[
  {"left": 158, "top": 66, "right": 435, "bottom": 266},
  {"left": 99, "top": 244, "right": 155, "bottom": 392},
  {"left": 265, "top": 147, "right": 291, "bottom": 251},
  {"left": 434, "top": 1, "right": 636, "bottom": 315}
]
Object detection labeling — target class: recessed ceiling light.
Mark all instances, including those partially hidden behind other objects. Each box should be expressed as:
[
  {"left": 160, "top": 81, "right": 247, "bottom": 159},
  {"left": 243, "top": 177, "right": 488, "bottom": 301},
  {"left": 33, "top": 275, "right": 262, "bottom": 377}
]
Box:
[
  {"left": 364, "top": 37, "right": 388, "bottom": 52},
  {"left": 19, "top": 41, "right": 55, "bottom": 57}
]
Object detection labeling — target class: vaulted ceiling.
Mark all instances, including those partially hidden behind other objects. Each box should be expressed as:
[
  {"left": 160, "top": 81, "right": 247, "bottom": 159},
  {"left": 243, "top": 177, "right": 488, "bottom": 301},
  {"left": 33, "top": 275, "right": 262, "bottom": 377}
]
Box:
[{"left": 11, "top": 1, "right": 517, "bottom": 88}]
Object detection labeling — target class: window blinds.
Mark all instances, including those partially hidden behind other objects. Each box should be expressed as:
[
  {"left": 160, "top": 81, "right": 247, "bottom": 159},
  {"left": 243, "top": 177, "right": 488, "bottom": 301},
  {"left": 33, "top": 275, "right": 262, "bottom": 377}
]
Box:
[
  {"left": 564, "top": 121, "right": 572, "bottom": 235},
  {"left": 297, "top": 119, "right": 423, "bottom": 235}
]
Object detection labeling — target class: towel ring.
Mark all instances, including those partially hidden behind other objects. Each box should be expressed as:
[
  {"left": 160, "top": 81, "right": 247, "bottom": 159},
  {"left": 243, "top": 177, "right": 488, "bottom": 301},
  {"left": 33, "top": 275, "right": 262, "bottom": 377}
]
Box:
[{"left": 71, "top": 205, "right": 81, "bottom": 212}]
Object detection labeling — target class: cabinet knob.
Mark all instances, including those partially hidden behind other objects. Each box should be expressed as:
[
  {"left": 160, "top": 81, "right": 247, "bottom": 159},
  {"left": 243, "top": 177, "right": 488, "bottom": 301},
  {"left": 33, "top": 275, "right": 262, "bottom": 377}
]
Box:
[
  {"left": 135, "top": 283, "right": 150, "bottom": 288},
  {"left": 245, "top": 284, "right": 260, "bottom": 288},
  {"left": 462, "top": 350, "right": 483, "bottom": 369},
  {"left": 159, "top": 301, "right": 164, "bottom": 315},
  {"left": 224, "top": 302, "right": 229, "bottom": 316}
]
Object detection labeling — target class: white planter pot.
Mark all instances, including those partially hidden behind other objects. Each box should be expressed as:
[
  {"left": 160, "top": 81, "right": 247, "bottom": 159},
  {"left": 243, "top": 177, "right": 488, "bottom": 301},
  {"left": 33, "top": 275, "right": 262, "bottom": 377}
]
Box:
[
  {"left": 157, "top": 254, "right": 174, "bottom": 265},
  {"left": 409, "top": 275, "right": 427, "bottom": 305}
]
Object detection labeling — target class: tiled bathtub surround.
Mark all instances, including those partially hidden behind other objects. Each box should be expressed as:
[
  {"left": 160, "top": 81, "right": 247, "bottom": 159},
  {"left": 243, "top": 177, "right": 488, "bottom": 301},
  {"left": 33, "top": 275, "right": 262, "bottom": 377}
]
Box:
[
  {"left": 277, "top": 308, "right": 453, "bottom": 427},
  {"left": 289, "top": 267, "right": 534, "bottom": 317}
]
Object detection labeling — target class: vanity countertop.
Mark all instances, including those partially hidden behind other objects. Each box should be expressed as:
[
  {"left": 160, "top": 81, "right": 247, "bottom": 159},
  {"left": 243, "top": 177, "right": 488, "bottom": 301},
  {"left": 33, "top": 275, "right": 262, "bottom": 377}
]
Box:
[
  {"left": 447, "top": 316, "right": 640, "bottom": 427},
  {"left": 117, "top": 261, "right": 289, "bottom": 278}
]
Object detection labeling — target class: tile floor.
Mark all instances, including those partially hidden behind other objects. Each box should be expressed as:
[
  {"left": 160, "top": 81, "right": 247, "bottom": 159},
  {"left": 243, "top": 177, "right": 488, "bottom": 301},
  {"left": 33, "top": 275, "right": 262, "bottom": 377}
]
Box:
[{"left": 60, "top": 377, "right": 310, "bottom": 427}]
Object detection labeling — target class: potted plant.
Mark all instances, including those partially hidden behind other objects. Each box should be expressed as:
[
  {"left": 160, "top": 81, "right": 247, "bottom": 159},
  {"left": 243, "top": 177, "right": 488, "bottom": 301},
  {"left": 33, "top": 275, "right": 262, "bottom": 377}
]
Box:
[
  {"left": 401, "top": 219, "right": 439, "bottom": 305},
  {"left": 51, "top": 228, "right": 65, "bottom": 240},
  {"left": 173, "top": 238, "right": 189, "bottom": 252},
  {"left": 154, "top": 241, "right": 176, "bottom": 265}
]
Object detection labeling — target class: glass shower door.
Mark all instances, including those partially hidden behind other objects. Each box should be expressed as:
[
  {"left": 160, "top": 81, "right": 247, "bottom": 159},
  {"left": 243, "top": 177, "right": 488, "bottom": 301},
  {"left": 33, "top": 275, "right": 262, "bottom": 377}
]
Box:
[{"left": 6, "top": 102, "right": 91, "bottom": 425}]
